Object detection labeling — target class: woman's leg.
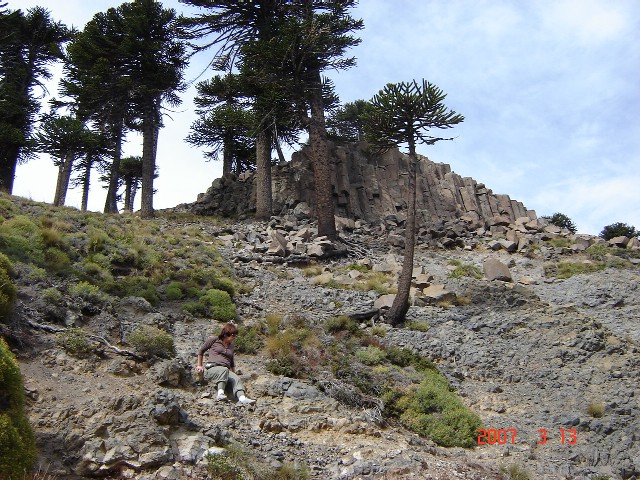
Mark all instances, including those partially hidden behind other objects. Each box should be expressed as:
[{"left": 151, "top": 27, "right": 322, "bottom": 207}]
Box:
[
  {"left": 204, "top": 367, "right": 230, "bottom": 398},
  {"left": 227, "top": 372, "right": 254, "bottom": 403}
]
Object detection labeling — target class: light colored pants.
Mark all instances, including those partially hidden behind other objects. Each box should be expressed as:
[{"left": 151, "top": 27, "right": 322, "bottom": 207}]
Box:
[{"left": 204, "top": 366, "right": 245, "bottom": 398}]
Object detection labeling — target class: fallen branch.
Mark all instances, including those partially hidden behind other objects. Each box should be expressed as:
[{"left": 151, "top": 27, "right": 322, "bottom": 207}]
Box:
[{"left": 27, "top": 320, "right": 143, "bottom": 360}]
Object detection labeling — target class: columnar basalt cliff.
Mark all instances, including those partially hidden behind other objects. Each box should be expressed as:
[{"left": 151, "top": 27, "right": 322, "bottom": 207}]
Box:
[{"left": 190, "top": 141, "right": 535, "bottom": 226}]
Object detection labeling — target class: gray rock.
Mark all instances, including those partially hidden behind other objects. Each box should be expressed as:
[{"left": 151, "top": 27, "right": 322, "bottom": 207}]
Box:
[{"left": 483, "top": 257, "right": 513, "bottom": 282}]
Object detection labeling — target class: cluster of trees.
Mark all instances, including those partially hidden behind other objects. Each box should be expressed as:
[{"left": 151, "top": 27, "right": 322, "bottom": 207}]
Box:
[
  {"left": 1, "top": 1, "right": 468, "bottom": 324},
  {"left": 0, "top": 0, "right": 185, "bottom": 217}
]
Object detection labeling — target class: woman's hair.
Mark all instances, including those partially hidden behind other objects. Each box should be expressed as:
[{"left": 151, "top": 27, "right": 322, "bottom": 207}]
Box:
[{"left": 218, "top": 322, "right": 238, "bottom": 340}]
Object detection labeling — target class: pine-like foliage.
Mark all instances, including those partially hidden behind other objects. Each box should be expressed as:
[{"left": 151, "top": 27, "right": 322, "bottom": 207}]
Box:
[{"left": 364, "top": 80, "right": 464, "bottom": 326}]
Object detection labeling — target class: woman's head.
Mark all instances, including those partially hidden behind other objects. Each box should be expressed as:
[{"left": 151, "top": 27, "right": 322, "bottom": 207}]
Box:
[{"left": 218, "top": 322, "right": 238, "bottom": 340}]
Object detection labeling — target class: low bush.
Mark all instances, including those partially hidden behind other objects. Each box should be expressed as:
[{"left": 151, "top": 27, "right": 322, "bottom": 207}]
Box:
[
  {"left": 0, "top": 259, "right": 17, "bottom": 321},
  {"left": 207, "top": 443, "right": 309, "bottom": 480},
  {"left": 355, "top": 346, "right": 387, "bottom": 366},
  {"left": 265, "top": 327, "right": 319, "bottom": 378},
  {"left": 127, "top": 325, "right": 176, "bottom": 359},
  {"left": 164, "top": 281, "right": 185, "bottom": 301},
  {"left": 57, "top": 327, "right": 93, "bottom": 357},
  {"left": 0, "top": 337, "right": 37, "bottom": 478},
  {"left": 389, "top": 369, "right": 482, "bottom": 448},
  {"left": 234, "top": 324, "right": 263, "bottom": 354},
  {"left": 406, "top": 320, "right": 430, "bottom": 332},
  {"left": 544, "top": 261, "right": 605, "bottom": 279},
  {"left": 102, "top": 276, "right": 158, "bottom": 305},
  {"left": 69, "top": 281, "right": 110, "bottom": 304},
  {"left": 449, "top": 263, "right": 482, "bottom": 279},
  {"left": 587, "top": 402, "right": 605, "bottom": 418},
  {"left": 325, "top": 315, "right": 359, "bottom": 335},
  {"left": 500, "top": 463, "right": 531, "bottom": 480},
  {"left": 200, "top": 289, "right": 237, "bottom": 321}
]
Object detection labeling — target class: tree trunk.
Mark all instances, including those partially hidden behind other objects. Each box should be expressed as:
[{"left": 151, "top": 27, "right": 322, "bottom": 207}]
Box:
[
  {"left": 273, "top": 133, "right": 286, "bottom": 164},
  {"left": 81, "top": 161, "right": 91, "bottom": 212},
  {"left": 140, "top": 99, "right": 158, "bottom": 219},
  {"left": 124, "top": 176, "right": 133, "bottom": 213},
  {"left": 308, "top": 68, "right": 336, "bottom": 240},
  {"left": 0, "top": 145, "right": 19, "bottom": 193},
  {"left": 386, "top": 140, "right": 418, "bottom": 327},
  {"left": 53, "top": 151, "right": 74, "bottom": 206},
  {"left": 104, "top": 122, "right": 123, "bottom": 214},
  {"left": 222, "top": 134, "right": 233, "bottom": 177},
  {"left": 255, "top": 127, "right": 273, "bottom": 220}
]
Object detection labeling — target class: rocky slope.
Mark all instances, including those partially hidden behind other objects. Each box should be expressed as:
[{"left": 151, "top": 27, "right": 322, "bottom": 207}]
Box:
[{"left": 6, "top": 207, "right": 640, "bottom": 480}]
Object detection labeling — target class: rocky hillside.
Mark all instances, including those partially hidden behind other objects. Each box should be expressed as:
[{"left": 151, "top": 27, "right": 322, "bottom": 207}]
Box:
[{"left": 1, "top": 194, "right": 639, "bottom": 480}]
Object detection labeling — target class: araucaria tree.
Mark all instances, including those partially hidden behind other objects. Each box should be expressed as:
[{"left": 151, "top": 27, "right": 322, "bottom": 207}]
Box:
[
  {"left": 182, "top": 0, "right": 362, "bottom": 230},
  {"left": 277, "top": 0, "right": 363, "bottom": 238},
  {"left": 0, "top": 6, "right": 70, "bottom": 192},
  {"left": 365, "top": 80, "right": 464, "bottom": 326},
  {"left": 62, "top": 0, "right": 187, "bottom": 216}
]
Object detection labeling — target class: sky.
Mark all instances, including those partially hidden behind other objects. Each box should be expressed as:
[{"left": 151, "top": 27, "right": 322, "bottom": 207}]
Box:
[{"left": 9, "top": 0, "right": 640, "bottom": 236}]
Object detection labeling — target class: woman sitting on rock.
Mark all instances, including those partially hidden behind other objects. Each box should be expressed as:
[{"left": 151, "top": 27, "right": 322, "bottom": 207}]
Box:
[{"left": 195, "top": 322, "right": 255, "bottom": 404}]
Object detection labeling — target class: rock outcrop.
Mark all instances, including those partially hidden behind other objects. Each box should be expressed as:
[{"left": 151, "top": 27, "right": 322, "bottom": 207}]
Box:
[{"left": 189, "top": 141, "right": 535, "bottom": 228}]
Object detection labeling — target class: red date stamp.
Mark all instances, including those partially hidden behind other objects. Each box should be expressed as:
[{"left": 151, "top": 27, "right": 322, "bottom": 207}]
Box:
[{"left": 477, "top": 428, "right": 577, "bottom": 445}]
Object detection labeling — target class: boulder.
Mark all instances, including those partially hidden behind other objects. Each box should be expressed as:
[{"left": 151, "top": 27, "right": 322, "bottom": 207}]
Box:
[
  {"left": 609, "top": 236, "right": 630, "bottom": 248},
  {"left": 483, "top": 257, "right": 513, "bottom": 282},
  {"left": 417, "top": 284, "right": 456, "bottom": 306}
]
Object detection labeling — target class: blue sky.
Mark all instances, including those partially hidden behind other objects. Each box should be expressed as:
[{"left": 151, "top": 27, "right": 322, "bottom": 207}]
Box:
[{"left": 10, "top": 0, "right": 640, "bottom": 235}]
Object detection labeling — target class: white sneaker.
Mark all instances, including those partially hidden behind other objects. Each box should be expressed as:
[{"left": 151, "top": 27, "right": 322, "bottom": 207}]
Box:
[
  {"left": 238, "top": 394, "right": 255, "bottom": 404},
  {"left": 216, "top": 391, "right": 228, "bottom": 401}
]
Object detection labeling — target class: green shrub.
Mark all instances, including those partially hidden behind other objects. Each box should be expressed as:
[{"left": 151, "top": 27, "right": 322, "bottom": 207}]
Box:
[
  {"left": 209, "top": 276, "right": 236, "bottom": 298},
  {"left": 544, "top": 261, "right": 605, "bottom": 279},
  {"left": 325, "top": 315, "right": 359, "bottom": 335},
  {"left": 201, "top": 289, "right": 237, "bottom": 321},
  {"left": 69, "top": 281, "right": 110, "bottom": 304},
  {"left": 0, "top": 337, "right": 37, "bottom": 478},
  {"left": 385, "top": 347, "right": 436, "bottom": 372},
  {"left": 102, "top": 276, "right": 158, "bottom": 305},
  {"left": 87, "top": 227, "right": 110, "bottom": 253},
  {"left": 600, "top": 222, "right": 638, "bottom": 240},
  {"left": 395, "top": 369, "right": 482, "bottom": 448},
  {"left": 406, "top": 320, "right": 430, "bottom": 332},
  {"left": 234, "top": 325, "right": 263, "bottom": 354},
  {"left": 449, "top": 263, "right": 482, "bottom": 279},
  {"left": 546, "top": 237, "right": 571, "bottom": 248},
  {"left": 586, "top": 244, "right": 609, "bottom": 261},
  {"left": 587, "top": 402, "right": 605, "bottom": 418},
  {"left": 127, "top": 325, "right": 176, "bottom": 359},
  {"left": 0, "top": 261, "right": 17, "bottom": 321},
  {"left": 57, "top": 327, "right": 93, "bottom": 357},
  {"left": 183, "top": 300, "right": 208, "bottom": 317},
  {"left": 165, "top": 281, "right": 184, "bottom": 301},
  {"left": 541, "top": 212, "right": 577, "bottom": 234},
  {"left": 42, "top": 287, "right": 63, "bottom": 304},
  {"left": 355, "top": 346, "right": 387, "bottom": 366},
  {"left": 44, "top": 246, "right": 72, "bottom": 272},
  {"left": 207, "top": 452, "right": 242, "bottom": 480},
  {"left": 500, "top": 463, "right": 531, "bottom": 480},
  {"left": 0, "top": 215, "right": 45, "bottom": 264},
  {"left": 0, "top": 252, "right": 15, "bottom": 277},
  {"left": 265, "top": 328, "right": 317, "bottom": 378}
]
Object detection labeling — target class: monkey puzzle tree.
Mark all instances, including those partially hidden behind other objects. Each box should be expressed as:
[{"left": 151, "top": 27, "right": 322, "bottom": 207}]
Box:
[
  {"left": 62, "top": 0, "right": 187, "bottom": 217},
  {"left": 0, "top": 6, "right": 70, "bottom": 192},
  {"left": 275, "top": 0, "right": 363, "bottom": 238},
  {"left": 32, "top": 114, "right": 88, "bottom": 206},
  {"left": 186, "top": 74, "right": 256, "bottom": 177},
  {"left": 365, "top": 80, "right": 464, "bottom": 326}
]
